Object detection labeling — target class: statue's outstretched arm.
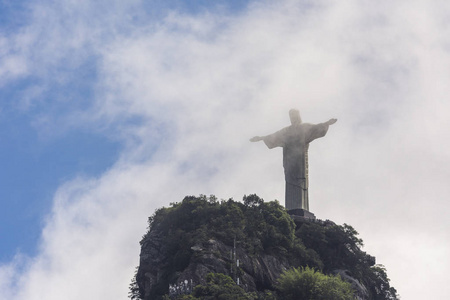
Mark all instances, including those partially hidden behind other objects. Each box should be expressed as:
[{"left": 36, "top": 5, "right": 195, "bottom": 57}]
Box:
[
  {"left": 250, "top": 136, "right": 264, "bottom": 142},
  {"left": 326, "top": 118, "right": 337, "bottom": 126}
]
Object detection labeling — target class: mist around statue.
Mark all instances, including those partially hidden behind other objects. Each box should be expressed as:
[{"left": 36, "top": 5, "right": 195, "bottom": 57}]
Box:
[{"left": 250, "top": 109, "right": 337, "bottom": 215}]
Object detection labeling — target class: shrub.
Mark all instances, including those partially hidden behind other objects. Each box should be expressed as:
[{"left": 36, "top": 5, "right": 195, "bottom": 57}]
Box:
[{"left": 276, "top": 266, "right": 354, "bottom": 300}]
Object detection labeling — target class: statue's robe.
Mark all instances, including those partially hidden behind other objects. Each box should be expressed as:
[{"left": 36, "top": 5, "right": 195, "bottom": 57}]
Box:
[{"left": 262, "top": 122, "right": 330, "bottom": 211}]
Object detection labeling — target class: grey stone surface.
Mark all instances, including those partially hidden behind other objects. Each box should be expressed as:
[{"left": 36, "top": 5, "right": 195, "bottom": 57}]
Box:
[
  {"left": 288, "top": 208, "right": 316, "bottom": 220},
  {"left": 250, "top": 109, "right": 336, "bottom": 211},
  {"left": 333, "top": 269, "right": 370, "bottom": 300},
  {"left": 137, "top": 231, "right": 290, "bottom": 299}
]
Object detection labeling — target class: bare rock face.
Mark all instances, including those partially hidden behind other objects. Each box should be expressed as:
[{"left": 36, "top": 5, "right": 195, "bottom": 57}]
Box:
[
  {"left": 137, "top": 228, "right": 290, "bottom": 299},
  {"left": 333, "top": 269, "right": 370, "bottom": 300},
  {"left": 136, "top": 228, "right": 164, "bottom": 299}
]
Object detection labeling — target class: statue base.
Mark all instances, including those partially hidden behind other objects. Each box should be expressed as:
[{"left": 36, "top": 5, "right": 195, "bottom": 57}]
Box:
[{"left": 288, "top": 209, "right": 316, "bottom": 220}]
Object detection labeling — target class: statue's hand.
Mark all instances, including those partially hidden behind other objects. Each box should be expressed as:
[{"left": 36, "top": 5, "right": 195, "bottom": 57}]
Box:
[
  {"left": 327, "top": 118, "right": 337, "bottom": 125},
  {"left": 250, "top": 136, "right": 263, "bottom": 142}
]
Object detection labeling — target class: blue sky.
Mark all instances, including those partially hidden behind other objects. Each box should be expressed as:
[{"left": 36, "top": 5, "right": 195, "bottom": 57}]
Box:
[
  {"left": 0, "top": 0, "right": 249, "bottom": 261},
  {"left": 0, "top": 51, "right": 118, "bottom": 262},
  {"left": 1, "top": 1, "right": 450, "bottom": 299}
]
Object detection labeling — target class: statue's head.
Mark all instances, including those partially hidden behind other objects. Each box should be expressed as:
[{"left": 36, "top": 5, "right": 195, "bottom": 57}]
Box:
[{"left": 289, "top": 109, "right": 302, "bottom": 125}]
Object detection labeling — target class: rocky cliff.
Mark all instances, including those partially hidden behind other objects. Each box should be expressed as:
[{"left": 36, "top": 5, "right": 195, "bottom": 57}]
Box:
[
  {"left": 131, "top": 195, "right": 398, "bottom": 300},
  {"left": 138, "top": 229, "right": 290, "bottom": 298}
]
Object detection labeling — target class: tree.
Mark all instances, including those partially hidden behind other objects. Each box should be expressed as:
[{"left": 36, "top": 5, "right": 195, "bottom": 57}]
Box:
[
  {"left": 276, "top": 266, "right": 354, "bottom": 300},
  {"left": 128, "top": 267, "right": 142, "bottom": 300},
  {"left": 364, "top": 265, "right": 399, "bottom": 300},
  {"left": 192, "top": 273, "right": 253, "bottom": 300}
]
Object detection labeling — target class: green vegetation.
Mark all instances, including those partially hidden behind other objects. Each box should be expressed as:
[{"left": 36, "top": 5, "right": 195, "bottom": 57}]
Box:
[
  {"left": 133, "top": 194, "right": 398, "bottom": 300},
  {"left": 172, "top": 273, "right": 252, "bottom": 300},
  {"left": 276, "top": 266, "right": 354, "bottom": 300},
  {"left": 165, "top": 273, "right": 277, "bottom": 300},
  {"left": 165, "top": 268, "right": 354, "bottom": 300},
  {"left": 145, "top": 194, "right": 296, "bottom": 258}
]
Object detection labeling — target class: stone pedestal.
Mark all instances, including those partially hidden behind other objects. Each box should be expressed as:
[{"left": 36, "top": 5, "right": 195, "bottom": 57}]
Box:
[
  {"left": 288, "top": 208, "right": 316, "bottom": 220},
  {"left": 285, "top": 182, "right": 309, "bottom": 211}
]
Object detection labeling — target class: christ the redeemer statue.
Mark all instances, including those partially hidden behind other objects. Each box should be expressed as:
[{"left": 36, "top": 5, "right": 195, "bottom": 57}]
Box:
[{"left": 250, "top": 109, "right": 337, "bottom": 212}]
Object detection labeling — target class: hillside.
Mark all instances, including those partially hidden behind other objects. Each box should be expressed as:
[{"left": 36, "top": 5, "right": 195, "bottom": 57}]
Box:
[{"left": 130, "top": 195, "right": 398, "bottom": 300}]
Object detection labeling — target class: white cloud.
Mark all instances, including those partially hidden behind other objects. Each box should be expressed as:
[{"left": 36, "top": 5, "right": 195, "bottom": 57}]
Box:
[{"left": 2, "top": 0, "right": 450, "bottom": 299}]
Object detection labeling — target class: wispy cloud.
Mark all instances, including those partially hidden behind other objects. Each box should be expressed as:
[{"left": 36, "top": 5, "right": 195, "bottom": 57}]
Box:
[{"left": 1, "top": 0, "right": 450, "bottom": 299}]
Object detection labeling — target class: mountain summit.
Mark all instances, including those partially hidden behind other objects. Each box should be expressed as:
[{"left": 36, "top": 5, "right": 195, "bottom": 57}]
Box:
[{"left": 130, "top": 195, "right": 398, "bottom": 300}]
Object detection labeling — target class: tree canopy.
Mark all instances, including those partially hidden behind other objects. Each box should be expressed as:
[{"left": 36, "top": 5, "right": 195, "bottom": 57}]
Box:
[{"left": 276, "top": 266, "right": 354, "bottom": 300}]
